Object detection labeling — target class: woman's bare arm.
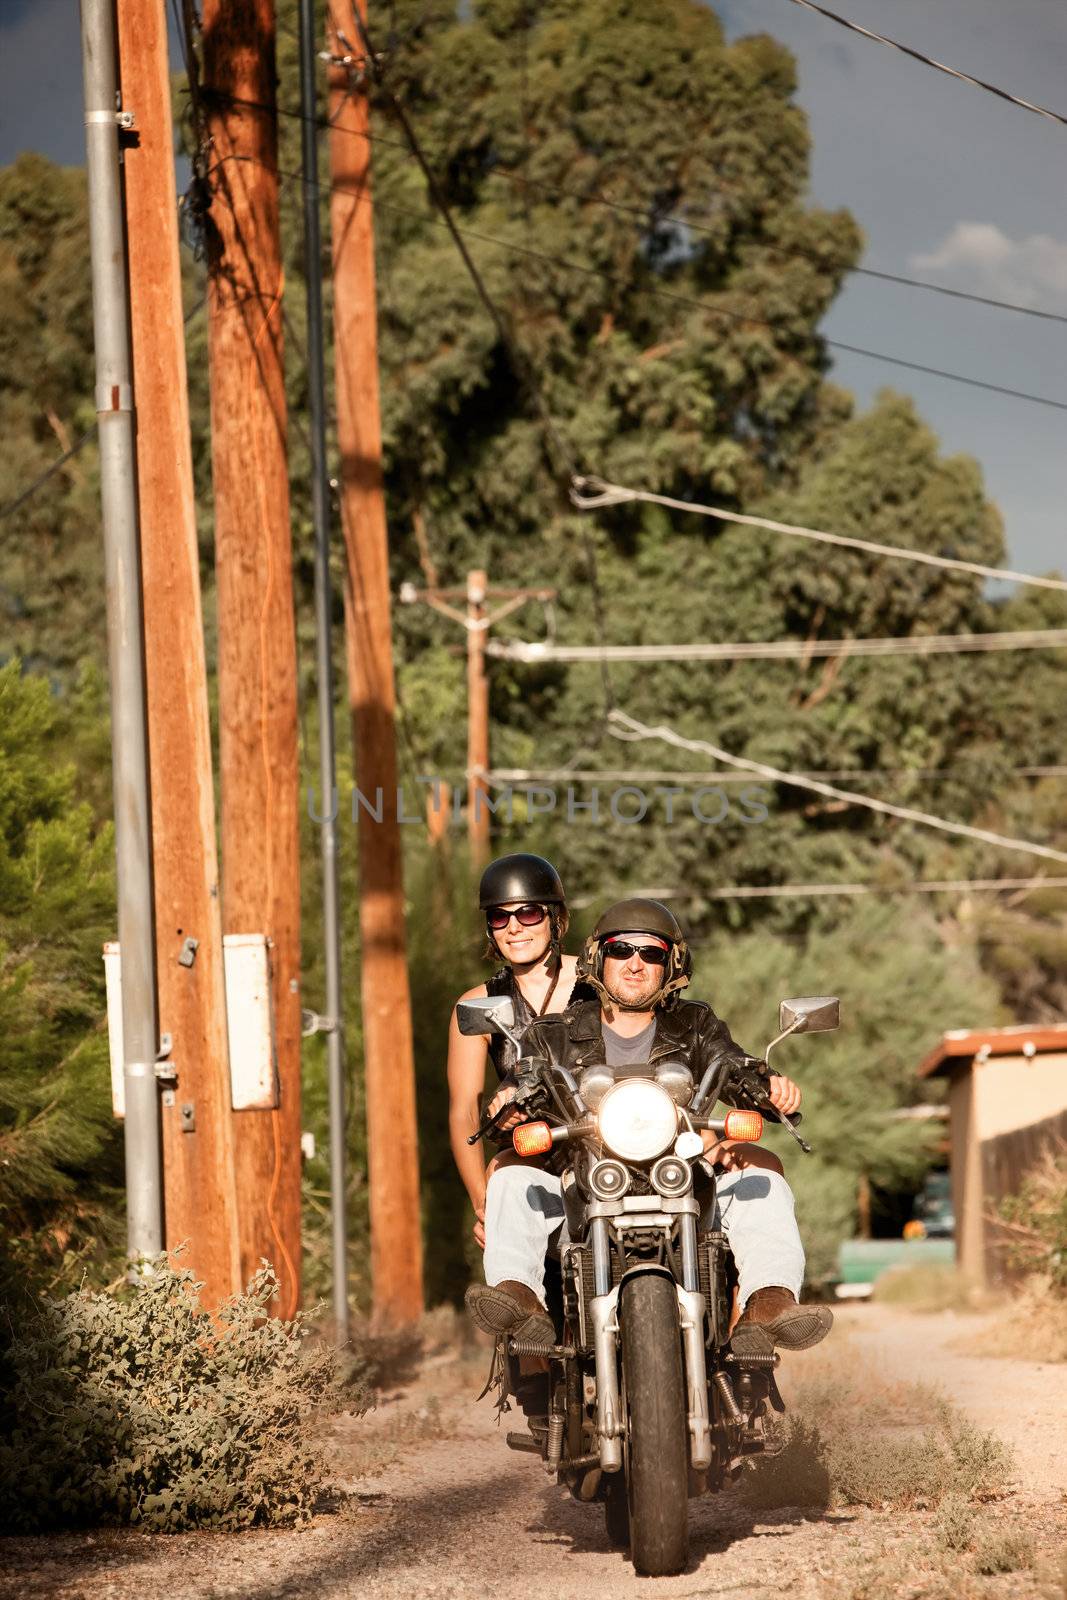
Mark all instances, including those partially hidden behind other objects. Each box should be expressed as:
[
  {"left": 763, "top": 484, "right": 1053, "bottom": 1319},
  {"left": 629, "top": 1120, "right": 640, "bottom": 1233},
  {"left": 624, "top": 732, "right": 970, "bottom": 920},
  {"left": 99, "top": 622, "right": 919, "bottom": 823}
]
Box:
[{"left": 447, "top": 986, "right": 492, "bottom": 1229}]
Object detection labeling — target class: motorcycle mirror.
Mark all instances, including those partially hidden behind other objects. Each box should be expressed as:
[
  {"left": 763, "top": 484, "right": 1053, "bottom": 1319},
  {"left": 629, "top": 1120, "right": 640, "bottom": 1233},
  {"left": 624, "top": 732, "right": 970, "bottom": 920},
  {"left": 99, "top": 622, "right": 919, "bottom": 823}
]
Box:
[
  {"left": 778, "top": 995, "right": 840, "bottom": 1035},
  {"left": 456, "top": 995, "right": 518, "bottom": 1037}
]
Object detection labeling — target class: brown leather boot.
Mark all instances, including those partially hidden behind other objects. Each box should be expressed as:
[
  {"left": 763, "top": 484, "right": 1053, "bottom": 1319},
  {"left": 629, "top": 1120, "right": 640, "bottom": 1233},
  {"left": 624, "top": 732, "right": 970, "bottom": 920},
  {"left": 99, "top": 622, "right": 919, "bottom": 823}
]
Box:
[
  {"left": 465, "top": 1279, "right": 555, "bottom": 1346},
  {"left": 730, "top": 1286, "right": 833, "bottom": 1355}
]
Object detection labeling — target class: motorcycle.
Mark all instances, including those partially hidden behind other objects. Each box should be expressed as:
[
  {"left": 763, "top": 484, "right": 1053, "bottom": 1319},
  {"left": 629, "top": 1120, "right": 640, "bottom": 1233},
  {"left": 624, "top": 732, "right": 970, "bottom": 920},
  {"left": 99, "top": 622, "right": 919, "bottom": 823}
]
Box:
[{"left": 458, "top": 992, "right": 839, "bottom": 1577}]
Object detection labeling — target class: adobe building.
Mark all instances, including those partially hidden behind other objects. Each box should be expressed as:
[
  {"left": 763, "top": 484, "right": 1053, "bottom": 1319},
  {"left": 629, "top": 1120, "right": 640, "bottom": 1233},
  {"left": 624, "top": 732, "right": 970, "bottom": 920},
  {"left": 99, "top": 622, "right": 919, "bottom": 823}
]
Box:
[{"left": 918, "top": 1024, "right": 1067, "bottom": 1284}]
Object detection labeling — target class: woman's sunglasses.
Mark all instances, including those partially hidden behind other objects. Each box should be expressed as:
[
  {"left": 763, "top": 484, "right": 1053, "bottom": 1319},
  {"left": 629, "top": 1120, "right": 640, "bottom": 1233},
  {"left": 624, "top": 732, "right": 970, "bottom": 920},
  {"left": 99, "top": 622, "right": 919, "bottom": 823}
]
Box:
[
  {"left": 486, "top": 902, "right": 549, "bottom": 931},
  {"left": 601, "top": 939, "right": 670, "bottom": 967}
]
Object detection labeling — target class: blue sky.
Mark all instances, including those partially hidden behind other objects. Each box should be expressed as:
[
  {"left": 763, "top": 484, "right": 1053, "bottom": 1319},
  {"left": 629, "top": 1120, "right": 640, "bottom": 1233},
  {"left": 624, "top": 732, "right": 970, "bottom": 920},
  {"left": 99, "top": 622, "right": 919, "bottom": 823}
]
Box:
[{"left": 2, "top": 0, "right": 1065, "bottom": 572}]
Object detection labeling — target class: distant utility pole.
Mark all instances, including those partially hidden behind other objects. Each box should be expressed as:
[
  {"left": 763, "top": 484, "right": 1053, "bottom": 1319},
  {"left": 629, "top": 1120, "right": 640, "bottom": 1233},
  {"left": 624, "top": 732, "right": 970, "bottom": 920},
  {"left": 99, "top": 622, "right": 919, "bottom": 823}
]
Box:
[
  {"left": 401, "top": 574, "right": 556, "bottom": 863},
  {"left": 201, "top": 0, "right": 303, "bottom": 1313},
  {"left": 326, "top": 4, "right": 424, "bottom": 1328},
  {"left": 467, "top": 571, "right": 490, "bottom": 868},
  {"left": 79, "top": 0, "right": 162, "bottom": 1267},
  {"left": 116, "top": 0, "right": 240, "bottom": 1305}
]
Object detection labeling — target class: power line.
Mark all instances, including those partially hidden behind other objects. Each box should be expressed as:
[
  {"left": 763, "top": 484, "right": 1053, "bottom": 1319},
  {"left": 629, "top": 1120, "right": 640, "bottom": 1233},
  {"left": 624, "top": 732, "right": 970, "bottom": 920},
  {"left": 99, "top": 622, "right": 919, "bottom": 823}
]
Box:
[
  {"left": 0, "top": 427, "right": 97, "bottom": 523},
  {"left": 784, "top": 0, "right": 1067, "bottom": 129},
  {"left": 198, "top": 91, "right": 1067, "bottom": 416},
  {"left": 487, "top": 627, "right": 1067, "bottom": 665},
  {"left": 707, "top": 876, "right": 1067, "bottom": 900},
  {"left": 608, "top": 706, "right": 1067, "bottom": 866},
  {"left": 488, "top": 765, "right": 1067, "bottom": 785},
  {"left": 210, "top": 87, "right": 1067, "bottom": 326},
  {"left": 571, "top": 475, "right": 1067, "bottom": 594}
]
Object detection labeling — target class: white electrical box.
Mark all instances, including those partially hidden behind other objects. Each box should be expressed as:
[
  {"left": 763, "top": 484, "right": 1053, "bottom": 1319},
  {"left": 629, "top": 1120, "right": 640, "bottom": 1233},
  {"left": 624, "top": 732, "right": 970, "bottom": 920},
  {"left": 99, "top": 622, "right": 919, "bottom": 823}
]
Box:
[{"left": 103, "top": 933, "right": 279, "bottom": 1116}]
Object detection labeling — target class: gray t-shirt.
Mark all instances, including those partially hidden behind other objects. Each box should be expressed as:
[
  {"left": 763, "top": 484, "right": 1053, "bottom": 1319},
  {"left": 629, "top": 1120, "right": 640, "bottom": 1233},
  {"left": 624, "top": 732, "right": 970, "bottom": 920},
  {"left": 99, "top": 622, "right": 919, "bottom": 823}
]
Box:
[{"left": 602, "top": 1018, "right": 657, "bottom": 1072}]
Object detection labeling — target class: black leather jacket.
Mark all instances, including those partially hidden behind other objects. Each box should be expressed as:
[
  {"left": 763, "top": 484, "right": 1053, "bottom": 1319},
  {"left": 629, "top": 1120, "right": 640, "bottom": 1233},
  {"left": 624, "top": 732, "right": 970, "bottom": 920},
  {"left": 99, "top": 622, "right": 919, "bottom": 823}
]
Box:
[{"left": 522, "top": 997, "right": 773, "bottom": 1113}]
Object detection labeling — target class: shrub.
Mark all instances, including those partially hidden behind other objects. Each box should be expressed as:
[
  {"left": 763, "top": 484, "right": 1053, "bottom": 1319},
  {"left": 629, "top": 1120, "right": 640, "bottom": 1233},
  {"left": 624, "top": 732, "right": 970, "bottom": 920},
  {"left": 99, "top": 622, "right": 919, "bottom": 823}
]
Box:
[
  {"left": 992, "top": 1142, "right": 1067, "bottom": 1289},
  {"left": 873, "top": 1264, "right": 986, "bottom": 1315},
  {"left": 0, "top": 1257, "right": 351, "bottom": 1532},
  {"left": 972, "top": 1528, "right": 1032, "bottom": 1575}
]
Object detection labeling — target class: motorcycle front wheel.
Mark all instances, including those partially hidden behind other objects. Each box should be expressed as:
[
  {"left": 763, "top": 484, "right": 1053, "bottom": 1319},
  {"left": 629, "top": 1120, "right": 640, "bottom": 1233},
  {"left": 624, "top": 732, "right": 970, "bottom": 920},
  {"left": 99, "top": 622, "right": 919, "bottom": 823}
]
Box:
[{"left": 619, "top": 1273, "right": 690, "bottom": 1576}]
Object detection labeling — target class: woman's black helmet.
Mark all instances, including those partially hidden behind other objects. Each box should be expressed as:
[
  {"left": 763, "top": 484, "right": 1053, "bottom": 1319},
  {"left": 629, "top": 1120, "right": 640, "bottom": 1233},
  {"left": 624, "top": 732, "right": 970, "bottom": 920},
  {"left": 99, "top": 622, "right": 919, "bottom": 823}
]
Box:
[
  {"left": 577, "top": 897, "right": 691, "bottom": 1011},
  {"left": 478, "top": 853, "right": 566, "bottom": 910},
  {"left": 479, "top": 853, "right": 569, "bottom": 965}
]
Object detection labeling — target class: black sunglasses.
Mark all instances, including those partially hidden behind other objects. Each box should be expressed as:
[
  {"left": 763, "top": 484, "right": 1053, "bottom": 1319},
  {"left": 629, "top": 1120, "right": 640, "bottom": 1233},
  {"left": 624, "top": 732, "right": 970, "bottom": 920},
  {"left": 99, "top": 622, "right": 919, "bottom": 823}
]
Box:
[
  {"left": 486, "top": 902, "right": 549, "bottom": 931},
  {"left": 602, "top": 939, "right": 669, "bottom": 967}
]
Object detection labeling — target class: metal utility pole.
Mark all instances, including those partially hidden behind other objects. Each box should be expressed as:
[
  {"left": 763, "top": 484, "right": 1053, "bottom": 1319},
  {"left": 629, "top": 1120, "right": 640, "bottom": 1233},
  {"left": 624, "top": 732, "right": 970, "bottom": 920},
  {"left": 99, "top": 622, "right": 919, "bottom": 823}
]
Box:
[
  {"left": 201, "top": 0, "right": 303, "bottom": 1313},
  {"left": 79, "top": 0, "right": 162, "bottom": 1266},
  {"left": 467, "top": 570, "right": 490, "bottom": 868},
  {"left": 327, "top": 7, "right": 424, "bottom": 1328},
  {"left": 116, "top": 0, "right": 241, "bottom": 1304},
  {"left": 299, "top": 0, "right": 347, "bottom": 1343}
]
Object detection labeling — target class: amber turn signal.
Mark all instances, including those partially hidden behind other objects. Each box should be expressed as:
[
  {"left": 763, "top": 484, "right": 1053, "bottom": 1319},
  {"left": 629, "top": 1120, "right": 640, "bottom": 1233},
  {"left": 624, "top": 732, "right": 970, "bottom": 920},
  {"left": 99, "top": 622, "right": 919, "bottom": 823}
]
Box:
[
  {"left": 723, "top": 1110, "right": 763, "bottom": 1142},
  {"left": 513, "top": 1121, "right": 553, "bottom": 1157}
]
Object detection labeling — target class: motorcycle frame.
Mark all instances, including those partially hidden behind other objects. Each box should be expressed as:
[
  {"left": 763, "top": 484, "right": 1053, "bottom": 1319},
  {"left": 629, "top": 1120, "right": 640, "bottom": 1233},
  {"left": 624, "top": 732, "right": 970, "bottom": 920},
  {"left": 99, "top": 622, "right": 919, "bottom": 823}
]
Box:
[{"left": 583, "top": 1196, "right": 713, "bottom": 1474}]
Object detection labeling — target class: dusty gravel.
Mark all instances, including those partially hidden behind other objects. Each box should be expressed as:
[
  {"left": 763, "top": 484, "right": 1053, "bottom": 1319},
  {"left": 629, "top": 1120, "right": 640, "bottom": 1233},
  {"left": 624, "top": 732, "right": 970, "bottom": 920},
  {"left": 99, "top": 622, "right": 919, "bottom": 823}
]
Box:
[{"left": 2, "top": 1303, "right": 1064, "bottom": 1600}]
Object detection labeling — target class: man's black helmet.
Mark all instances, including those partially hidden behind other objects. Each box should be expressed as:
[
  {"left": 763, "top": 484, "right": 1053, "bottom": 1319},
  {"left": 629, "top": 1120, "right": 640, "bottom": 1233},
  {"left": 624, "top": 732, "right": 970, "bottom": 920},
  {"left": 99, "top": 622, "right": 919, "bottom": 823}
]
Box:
[
  {"left": 577, "top": 896, "right": 691, "bottom": 1011},
  {"left": 592, "top": 898, "right": 685, "bottom": 945},
  {"left": 478, "top": 853, "right": 566, "bottom": 910}
]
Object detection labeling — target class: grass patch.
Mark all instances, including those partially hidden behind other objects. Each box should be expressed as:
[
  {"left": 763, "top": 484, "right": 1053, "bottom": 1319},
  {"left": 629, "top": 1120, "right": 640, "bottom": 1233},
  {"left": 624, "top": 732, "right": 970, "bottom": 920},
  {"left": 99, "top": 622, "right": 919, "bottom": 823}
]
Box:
[
  {"left": 873, "top": 1263, "right": 988, "bottom": 1314},
  {"left": 959, "top": 1275, "right": 1067, "bottom": 1365},
  {"left": 742, "top": 1348, "right": 1013, "bottom": 1513}
]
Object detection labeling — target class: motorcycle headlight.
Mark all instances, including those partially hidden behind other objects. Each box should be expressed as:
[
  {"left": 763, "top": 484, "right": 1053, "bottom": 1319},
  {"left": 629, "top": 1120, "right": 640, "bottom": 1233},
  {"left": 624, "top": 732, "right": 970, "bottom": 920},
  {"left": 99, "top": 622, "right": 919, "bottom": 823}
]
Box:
[{"left": 596, "top": 1079, "right": 679, "bottom": 1163}]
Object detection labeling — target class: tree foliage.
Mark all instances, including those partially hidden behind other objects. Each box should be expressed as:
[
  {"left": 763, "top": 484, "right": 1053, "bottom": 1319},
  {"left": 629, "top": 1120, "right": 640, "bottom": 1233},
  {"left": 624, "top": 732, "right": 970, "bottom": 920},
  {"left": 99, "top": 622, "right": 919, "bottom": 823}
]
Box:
[{"left": 0, "top": 0, "right": 1064, "bottom": 1299}]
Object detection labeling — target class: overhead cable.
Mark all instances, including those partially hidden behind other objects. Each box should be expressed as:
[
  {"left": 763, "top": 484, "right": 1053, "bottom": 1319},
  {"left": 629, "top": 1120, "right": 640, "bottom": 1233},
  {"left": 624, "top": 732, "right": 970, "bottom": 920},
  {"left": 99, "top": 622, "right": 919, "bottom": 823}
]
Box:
[
  {"left": 607, "top": 707, "right": 1067, "bottom": 866},
  {"left": 223, "top": 142, "right": 1067, "bottom": 420},
  {"left": 0, "top": 428, "right": 98, "bottom": 523},
  {"left": 211, "top": 88, "right": 1067, "bottom": 325},
  {"left": 785, "top": 0, "right": 1067, "bottom": 129},
  {"left": 571, "top": 475, "right": 1067, "bottom": 595},
  {"left": 487, "top": 627, "right": 1067, "bottom": 665},
  {"left": 707, "top": 876, "right": 1067, "bottom": 900},
  {"left": 488, "top": 765, "right": 1067, "bottom": 785}
]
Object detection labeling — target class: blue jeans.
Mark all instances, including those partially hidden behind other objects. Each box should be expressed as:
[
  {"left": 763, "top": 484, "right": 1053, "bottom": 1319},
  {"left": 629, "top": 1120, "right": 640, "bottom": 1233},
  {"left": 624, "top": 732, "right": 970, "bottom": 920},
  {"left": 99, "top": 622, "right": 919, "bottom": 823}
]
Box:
[{"left": 482, "top": 1163, "right": 805, "bottom": 1309}]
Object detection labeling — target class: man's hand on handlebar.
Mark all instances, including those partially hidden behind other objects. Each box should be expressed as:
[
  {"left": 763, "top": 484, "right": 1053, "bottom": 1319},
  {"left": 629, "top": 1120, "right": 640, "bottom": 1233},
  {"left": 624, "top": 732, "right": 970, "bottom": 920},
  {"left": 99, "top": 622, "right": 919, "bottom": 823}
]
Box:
[{"left": 767, "top": 1073, "right": 801, "bottom": 1117}]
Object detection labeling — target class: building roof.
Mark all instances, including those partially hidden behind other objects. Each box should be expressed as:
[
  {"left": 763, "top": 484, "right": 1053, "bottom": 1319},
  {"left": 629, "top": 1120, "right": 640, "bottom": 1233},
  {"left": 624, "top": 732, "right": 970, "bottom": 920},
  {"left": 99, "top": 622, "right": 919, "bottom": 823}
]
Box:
[{"left": 918, "top": 1023, "right": 1067, "bottom": 1079}]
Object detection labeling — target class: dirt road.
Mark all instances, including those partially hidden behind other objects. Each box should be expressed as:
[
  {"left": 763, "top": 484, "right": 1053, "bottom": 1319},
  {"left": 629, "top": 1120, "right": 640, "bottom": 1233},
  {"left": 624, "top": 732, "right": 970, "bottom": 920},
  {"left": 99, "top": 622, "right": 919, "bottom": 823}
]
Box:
[{"left": 2, "top": 1303, "right": 1064, "bottom": 1599}]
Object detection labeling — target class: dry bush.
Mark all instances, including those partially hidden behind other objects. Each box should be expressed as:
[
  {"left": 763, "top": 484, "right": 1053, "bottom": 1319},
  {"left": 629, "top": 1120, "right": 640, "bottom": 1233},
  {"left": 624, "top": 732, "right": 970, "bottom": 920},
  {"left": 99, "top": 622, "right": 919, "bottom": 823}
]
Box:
[
  {"left": 972, "top": 1527, "right": 1033, "bottom": 1575},
  {"left": 936, "top": 1491, "right": 977, "bottom": 1551},
  {"left": 874, "top": 1263, "right": 989, "bottom": 1315},
  {"left": 0, "top": 1258, "right": 350, "bottom": 1533},
  {"left": 990, "top": 1141, "right": 1067, "bottom": 1288},
  {"left": 742, "top": 1351, "right": 1013, "bottom": 1513},
  {"left": 960, "top": 1274, "right": 1067, "bottom": 1365}
]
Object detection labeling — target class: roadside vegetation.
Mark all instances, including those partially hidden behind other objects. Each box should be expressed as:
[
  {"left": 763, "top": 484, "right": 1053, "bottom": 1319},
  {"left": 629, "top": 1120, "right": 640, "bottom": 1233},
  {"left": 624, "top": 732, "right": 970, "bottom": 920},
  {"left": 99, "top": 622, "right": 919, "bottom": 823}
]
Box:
[
  {"left": 0, "top": 1259, "right": 351, "bottom": 1534},
  {"left": 869, "top": 1148, "right": 1067, "bottom": 1362},
  {"left": 2, "top": 0, "right": 1067, "bottom": 1447}
]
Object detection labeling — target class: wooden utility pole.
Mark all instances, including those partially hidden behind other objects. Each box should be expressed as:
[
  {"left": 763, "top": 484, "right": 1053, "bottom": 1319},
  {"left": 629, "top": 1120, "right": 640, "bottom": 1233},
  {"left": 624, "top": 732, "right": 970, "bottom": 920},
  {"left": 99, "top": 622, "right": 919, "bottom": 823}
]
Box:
[
  {"left": 116, "top": 0, "right": 240, "bottom": 1302},
  {"left": 400, "top": 576, "right": 556, "bottom": 862},
  {"left": 326, "top": 6, "right": 424, "bottom": 1328},
  {"left": 201, "top": 0, "right": 303, "bottom": 1314},
  {"left": 466, "top": 570, "right": 490, "bottom": 868}
]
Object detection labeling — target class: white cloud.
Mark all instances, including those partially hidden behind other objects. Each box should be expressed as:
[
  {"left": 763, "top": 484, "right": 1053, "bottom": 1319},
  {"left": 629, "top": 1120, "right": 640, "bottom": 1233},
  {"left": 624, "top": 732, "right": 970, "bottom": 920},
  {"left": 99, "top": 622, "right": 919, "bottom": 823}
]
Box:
[{"left": 911, "top": 223, "right": 1067, "bottom": 312}]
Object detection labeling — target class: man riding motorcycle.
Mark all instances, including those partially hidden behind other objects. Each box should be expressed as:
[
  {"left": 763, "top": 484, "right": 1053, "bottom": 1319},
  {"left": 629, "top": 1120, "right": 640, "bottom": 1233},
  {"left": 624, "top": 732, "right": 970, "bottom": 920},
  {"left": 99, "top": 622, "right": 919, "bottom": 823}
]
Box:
[{"left": 465, "top": 898, "right": 833, "bottom": 1357}]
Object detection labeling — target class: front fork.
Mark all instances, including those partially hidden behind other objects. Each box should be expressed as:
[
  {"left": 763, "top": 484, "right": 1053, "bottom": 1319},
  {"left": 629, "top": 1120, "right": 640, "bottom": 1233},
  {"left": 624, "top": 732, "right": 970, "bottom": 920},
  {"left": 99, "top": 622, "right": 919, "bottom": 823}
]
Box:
[{"left": 588, "top": 1213, "right": 713, "bottom": 1474}]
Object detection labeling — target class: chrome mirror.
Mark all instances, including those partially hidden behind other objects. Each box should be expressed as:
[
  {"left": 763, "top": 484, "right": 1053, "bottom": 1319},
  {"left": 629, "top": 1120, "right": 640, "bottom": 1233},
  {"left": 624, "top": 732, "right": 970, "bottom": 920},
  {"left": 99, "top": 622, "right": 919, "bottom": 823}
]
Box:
[
  {"left": 456, "top": 996, "right": 517, "bottom": 1037},
  {"left": 778, "top": 996, "right": 840, "bottom": 1035}
]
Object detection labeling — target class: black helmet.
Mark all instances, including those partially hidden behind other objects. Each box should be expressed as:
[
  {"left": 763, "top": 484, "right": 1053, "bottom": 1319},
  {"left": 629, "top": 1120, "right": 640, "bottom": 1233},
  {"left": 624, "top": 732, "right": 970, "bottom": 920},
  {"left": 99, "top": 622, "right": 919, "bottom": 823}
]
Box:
[
  {"left": 577, "top": 897, "right": 692, "bottom": 1011},
  {"left": 478, "top": 853, "right": 566, "bottom": 910}
]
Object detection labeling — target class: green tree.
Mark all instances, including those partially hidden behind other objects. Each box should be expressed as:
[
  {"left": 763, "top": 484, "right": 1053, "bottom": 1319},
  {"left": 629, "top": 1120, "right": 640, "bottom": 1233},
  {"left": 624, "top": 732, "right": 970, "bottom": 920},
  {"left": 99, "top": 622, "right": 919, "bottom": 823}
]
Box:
[{"left": 0, "top": 661, "right": 121, "bottom": 1299}]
